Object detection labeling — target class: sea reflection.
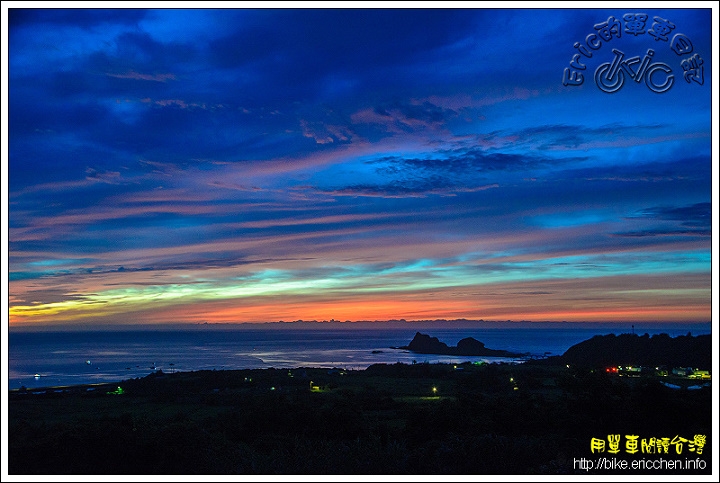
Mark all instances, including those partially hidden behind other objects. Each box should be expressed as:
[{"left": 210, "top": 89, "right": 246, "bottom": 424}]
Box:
[{"left": 10, "top": 325, "right": 708, "bottom": 389}]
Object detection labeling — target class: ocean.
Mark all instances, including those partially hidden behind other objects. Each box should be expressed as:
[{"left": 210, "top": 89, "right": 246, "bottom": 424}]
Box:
[{"left": 7, "top": 323, "right": 711, "bottom": 390}]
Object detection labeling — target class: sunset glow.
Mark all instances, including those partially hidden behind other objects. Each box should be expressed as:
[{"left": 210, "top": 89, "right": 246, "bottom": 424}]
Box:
[{"left": 6, "top": 8, "right": 713, "bottom": 328}]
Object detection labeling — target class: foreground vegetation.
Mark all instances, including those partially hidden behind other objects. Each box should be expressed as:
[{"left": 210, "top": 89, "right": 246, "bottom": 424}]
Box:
[{"left": 9, "top": 361, "right": 712, "bottom": 475}]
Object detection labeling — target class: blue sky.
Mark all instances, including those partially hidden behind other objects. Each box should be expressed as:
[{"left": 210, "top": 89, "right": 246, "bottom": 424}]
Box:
[{"left": 4, "top": 6, "right": 716, "bottom": 326}]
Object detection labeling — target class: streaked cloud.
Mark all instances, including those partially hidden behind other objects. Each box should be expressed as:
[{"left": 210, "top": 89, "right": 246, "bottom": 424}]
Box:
[{"left": 7, "top": 8, "right": 711, "bottom": 327}]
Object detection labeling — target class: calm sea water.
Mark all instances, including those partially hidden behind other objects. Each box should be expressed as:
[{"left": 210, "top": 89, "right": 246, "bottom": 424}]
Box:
[{"left": 7, "top": 324, "right": 711, "bottom": 390}]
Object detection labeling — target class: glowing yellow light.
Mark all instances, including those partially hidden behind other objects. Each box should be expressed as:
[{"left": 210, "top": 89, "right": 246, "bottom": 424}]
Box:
[{"left": 432, "top": 387, "right": 437, "bottom": 393}]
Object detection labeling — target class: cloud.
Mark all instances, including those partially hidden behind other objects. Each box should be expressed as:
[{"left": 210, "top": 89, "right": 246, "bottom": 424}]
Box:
[
  {"left": 140, "top": 98, "right": 225, "bottom": 110},
  {"left": 317, "top": 181, "right": 499, "bottom": 199},
  {"left": 236, "top": 213, "right": 399, "bottom": 229},
  {"left": 85, "top": 168, "right": 122, "bottom": 184},
  {"left": 614, "top": 202, "right": 711, "bottom": 238},
  {"left": 562, "top": 154, "right": 709, "bottom": 184},
  {"left": 631, "top": 202, "right": 711, "bottom": 228},
  {"left": 299, "top": 119, "right": 354, "bottom": 145},
  {"left": 373, "top": 149, "right": 564, "bottom": 174},
  {"left": 612, "top": 229, "right": 711, "bottom": 238},
  {"left": 482, "top": 123, "right": 674, "bottom": 151},
  {"left": 209, "top": 181, "right": 265, "bottom": 192},
  {"left": 351, "top": 100, "right": 457, "bottom": 134},
  {"left": 106, "top": 70, "right": 176, "bottom": 82},
  {"left": 9, "top": 8, "right": 147, "bottom": 28},
  {"left": 7, "top": 9, "right": 712, "bottom": 326}
]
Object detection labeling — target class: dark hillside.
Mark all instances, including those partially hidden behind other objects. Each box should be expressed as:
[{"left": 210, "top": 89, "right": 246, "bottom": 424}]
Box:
[{"left": 537, "top": 333, "right": 711, "bottom": 368}]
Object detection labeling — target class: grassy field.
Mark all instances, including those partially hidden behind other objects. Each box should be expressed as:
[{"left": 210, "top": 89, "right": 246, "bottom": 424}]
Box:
[{"left": 8, "top": 362, "right": 712, "bottom": 475}]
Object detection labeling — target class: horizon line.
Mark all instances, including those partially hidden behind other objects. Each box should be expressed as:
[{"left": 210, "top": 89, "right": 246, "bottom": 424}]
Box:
[{"left": 8, "top": 318, "right": 713, "bottom": 332}]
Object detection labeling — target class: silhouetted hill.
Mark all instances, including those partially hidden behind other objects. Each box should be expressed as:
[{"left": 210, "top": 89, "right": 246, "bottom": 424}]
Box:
[
  {"left": 538, "top": 332, "right": 711, "bottom": 369},
  {"left": 397, "top": 332, "right": 525, "bottom": 357},
  {"left": 9, "top": 360, "right": 712, "bottom": 475}
]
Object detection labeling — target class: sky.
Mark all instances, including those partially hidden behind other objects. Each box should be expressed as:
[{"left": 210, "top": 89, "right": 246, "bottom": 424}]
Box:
[{"left": 3, "top": 5, "right": 717, "bottom": 328}]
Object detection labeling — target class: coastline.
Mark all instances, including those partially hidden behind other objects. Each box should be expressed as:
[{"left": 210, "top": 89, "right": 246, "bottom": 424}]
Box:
[
  {"left": 9, "top": 326, "right": 712, "bottom": 390},
  {"left": 8, "top": 360, "right": 712, "bottom": 475}
]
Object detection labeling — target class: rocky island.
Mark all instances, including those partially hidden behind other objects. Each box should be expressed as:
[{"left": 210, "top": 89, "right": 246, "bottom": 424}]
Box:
[{"left": 395, "top": 332, "right": 526, "bottom": 357}]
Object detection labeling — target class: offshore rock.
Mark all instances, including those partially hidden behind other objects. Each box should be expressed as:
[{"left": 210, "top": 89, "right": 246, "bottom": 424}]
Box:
[{"left": 398, "top": 332, "right": 524, "bottom": 357}]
